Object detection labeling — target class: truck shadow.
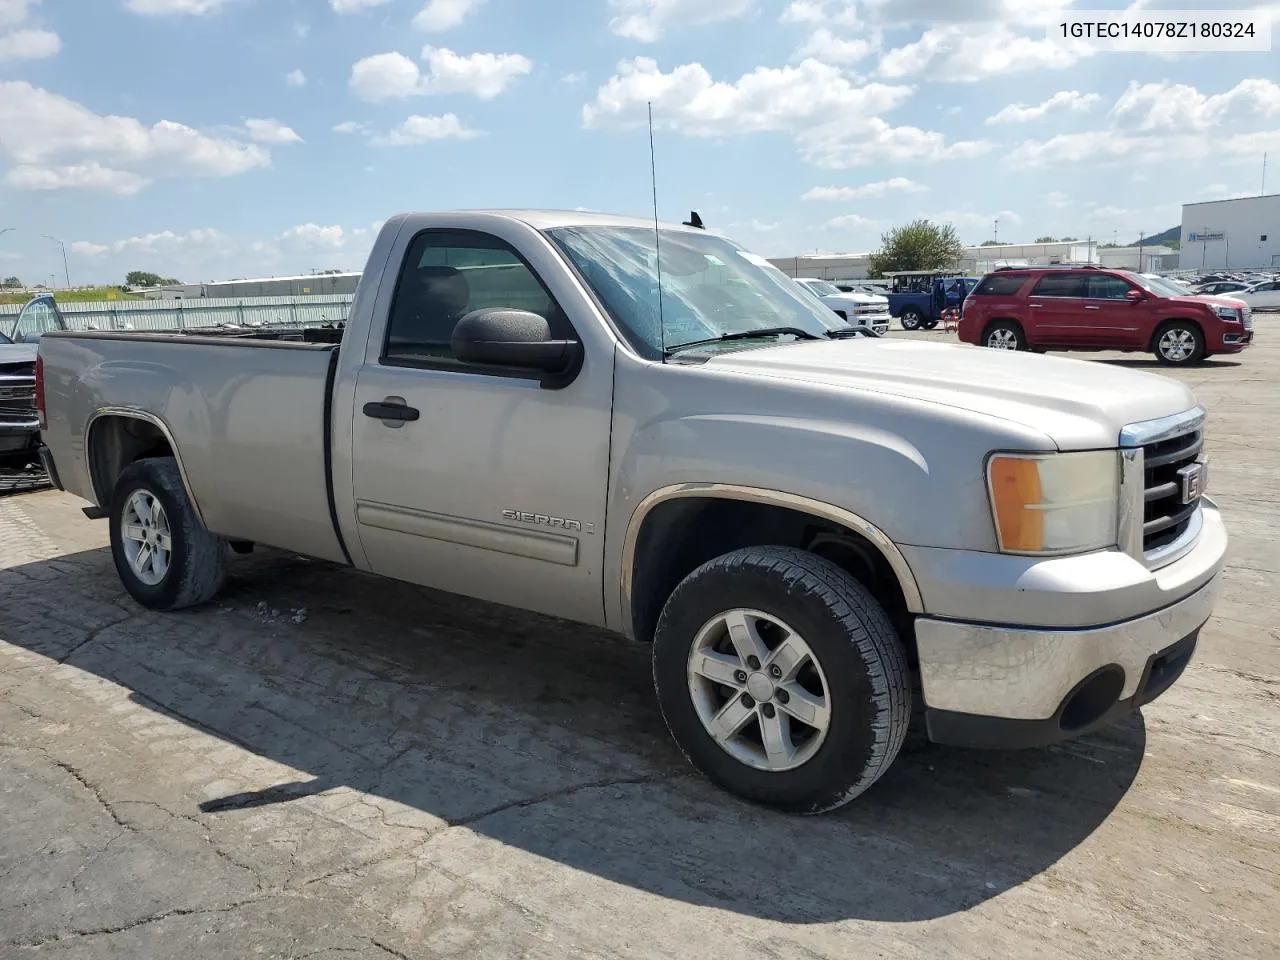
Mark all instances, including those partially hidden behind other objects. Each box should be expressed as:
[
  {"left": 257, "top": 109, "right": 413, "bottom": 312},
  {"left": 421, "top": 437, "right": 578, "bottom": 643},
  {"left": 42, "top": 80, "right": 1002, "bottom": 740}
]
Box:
[{"left": 5, "top": 546, "right": 1146, "bottom": 925}]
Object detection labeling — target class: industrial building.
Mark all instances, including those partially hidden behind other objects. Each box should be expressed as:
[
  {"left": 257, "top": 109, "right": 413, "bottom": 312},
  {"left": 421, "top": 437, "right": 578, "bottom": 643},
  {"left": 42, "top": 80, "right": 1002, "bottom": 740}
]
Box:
[
  {"left": 143, "top": 271, "right": 363, "bottom": 300},
  {"left": 770, "top": 240, "right": 1103, "bottom": 282},
  {"left": 1180, "top": 193, "right": 1280, "bottom": 271}
]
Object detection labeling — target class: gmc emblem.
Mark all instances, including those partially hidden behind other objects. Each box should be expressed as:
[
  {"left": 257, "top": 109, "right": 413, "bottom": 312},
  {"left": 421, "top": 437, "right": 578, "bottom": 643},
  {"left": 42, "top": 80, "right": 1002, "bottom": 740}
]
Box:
[{"left": 1178, "top": 461, "right": 1206, "bottom": 504}]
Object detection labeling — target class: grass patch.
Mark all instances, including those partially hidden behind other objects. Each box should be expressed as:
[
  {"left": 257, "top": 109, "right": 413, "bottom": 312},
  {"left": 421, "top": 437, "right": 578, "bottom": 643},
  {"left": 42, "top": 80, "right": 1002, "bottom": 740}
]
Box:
[{"left": 0, "top": 287, "right": 145, "bottom": 305}]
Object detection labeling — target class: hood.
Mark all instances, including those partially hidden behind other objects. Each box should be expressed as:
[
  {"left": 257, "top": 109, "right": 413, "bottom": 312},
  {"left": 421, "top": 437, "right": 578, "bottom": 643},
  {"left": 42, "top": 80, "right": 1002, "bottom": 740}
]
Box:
[
  {"left": 825, "top": 292, "right": 889, "bottom": 310},
  {"left": 1169, "top": 294, "right": 1244, "bottom": 310},
  {"left": 705, "top": 338, "right": 1198, "bottom": 450},
  {"left": 0, "top": 342, "right": 39, "bottom": 367}
]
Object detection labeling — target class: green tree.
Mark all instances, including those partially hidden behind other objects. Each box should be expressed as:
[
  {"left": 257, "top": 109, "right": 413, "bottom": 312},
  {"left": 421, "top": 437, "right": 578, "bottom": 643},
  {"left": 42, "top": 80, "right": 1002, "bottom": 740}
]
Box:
[
  {"left": 126, "top": 271, "right": 164, "bottom": 287},
  {"left": 1034, "top": 236, "right": 1057, "bottom": 243},
  {"left": 866, "top": 219, "right": 964, "bottom": 279},
  {"left": 979, "top": 240, "right": 1001, "bottom": 246},
  {"left": 1, "top": 276, "right": 22, "bottom": 288}
]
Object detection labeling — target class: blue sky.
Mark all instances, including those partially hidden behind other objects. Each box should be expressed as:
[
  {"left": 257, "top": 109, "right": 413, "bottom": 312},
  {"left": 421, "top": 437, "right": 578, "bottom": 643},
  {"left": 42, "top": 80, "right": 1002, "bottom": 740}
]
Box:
[{"left": 0, "top": 0, "right": 1277, "bottom": 285}]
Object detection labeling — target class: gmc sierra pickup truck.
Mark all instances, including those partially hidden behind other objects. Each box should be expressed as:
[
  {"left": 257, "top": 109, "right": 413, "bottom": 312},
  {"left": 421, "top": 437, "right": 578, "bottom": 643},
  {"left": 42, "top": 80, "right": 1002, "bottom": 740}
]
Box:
[{"left": 36, "top": 211, "right": 1227, "bottom": 814}]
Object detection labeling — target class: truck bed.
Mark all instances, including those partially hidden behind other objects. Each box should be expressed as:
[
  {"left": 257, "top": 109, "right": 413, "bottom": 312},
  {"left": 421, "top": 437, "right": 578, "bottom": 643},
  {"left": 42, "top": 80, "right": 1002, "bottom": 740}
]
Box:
[{"left": 38, "top": 330, "right": 349, "bottom": 564}]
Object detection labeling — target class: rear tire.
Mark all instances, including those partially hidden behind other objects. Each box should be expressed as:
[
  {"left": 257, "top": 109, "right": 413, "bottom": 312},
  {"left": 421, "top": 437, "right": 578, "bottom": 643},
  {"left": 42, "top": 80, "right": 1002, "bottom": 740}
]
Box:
[
  {"left": 899, "top": 308, "right": 924, "bottom": 331},
  {"left": 982, "top": 320, "right": 1026, "bottom": 351},
  {"left": 109, "top": 457, "right": 226, "bottom": 611},
  {"left": 652, "top": 546, "right": 911, "bottom": 814},
  {"left": 1153, "top": 321, "right": 1205, "bottom": 365}
]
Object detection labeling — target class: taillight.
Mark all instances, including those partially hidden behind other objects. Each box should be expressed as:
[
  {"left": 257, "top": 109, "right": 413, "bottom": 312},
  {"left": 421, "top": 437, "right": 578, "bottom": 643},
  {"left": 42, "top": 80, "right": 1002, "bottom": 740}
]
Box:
[{"left": 34, "top": 354, "right": 46, "bottom": 430}]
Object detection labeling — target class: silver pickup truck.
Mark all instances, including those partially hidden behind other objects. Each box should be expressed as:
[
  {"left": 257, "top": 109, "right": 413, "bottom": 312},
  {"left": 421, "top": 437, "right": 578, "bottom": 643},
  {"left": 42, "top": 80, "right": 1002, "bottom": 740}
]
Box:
[{"left": 36, "top": 211, "right": 1227, "bottom": 814}]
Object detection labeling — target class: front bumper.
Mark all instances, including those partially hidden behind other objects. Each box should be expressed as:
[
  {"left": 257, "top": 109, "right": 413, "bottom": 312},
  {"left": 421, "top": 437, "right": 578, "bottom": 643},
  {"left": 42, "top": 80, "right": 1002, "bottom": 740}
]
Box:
[
  {"left": 0, "top": 421, "right": 40, "bottom": 457},
  {"left": 909, "top": 498, "right": 1227, "bottom": 749}
]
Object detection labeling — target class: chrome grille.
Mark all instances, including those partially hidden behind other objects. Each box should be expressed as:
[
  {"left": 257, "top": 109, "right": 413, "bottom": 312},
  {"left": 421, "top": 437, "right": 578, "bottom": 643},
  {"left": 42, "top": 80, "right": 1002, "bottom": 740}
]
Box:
[
  {"left": 0, "top": 368, "right": 37, "bottom": 424},
  {"left": 1141, "top": 428, "right": 1203, "bottom": 554}
]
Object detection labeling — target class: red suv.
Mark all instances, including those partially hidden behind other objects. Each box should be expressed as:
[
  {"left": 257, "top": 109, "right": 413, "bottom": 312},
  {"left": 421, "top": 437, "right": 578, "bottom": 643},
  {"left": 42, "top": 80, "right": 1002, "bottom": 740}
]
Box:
[{"left": 957, "top": 266, "right": 1253, "bottom": 365}]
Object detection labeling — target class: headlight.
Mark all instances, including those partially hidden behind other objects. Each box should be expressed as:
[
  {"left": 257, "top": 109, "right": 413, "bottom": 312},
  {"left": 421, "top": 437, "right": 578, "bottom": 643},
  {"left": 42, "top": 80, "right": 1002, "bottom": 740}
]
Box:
[
  {"left": 1213, "top": 305, "right": 1242, "bottom": 321},
  {"left": 986, "top": 451, "right": 1119, "bottom": 555}
]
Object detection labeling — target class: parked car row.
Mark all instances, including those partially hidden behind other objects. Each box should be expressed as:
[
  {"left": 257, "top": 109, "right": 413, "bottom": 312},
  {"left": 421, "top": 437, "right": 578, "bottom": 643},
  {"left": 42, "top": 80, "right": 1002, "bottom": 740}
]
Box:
[
  {"left": 792, "top": 277, "right": 891, "bottom": 334},
  {"left": 957, "top": 265, "right": 1252, "bottom": 365}
]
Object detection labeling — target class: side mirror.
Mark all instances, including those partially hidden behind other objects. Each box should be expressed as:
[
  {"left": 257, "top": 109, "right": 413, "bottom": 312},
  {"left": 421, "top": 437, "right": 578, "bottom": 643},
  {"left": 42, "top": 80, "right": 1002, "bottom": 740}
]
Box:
[
  {"left": 1125, "top": 289, "right": 1147, "bottom": 303},
  {"left": 452, "top": 308, "right": 583, "bottom": 389}
]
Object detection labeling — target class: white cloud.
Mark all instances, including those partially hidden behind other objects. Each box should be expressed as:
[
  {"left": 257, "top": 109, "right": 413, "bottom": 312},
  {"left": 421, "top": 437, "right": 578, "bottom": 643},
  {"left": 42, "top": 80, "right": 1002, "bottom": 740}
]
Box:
[
  {"left": 125, "top": 0, "right": 233, "bottom": 14},
  {"left": 6, "top": 162, "right": 150, "bottom": 195},
  {"left": 562, "top": 71, "right": 586, "bottom": 84},
  {"left": 795, "top": 27, "right": 879, "bottom": 63},
  {"left": 1110, "top": 78, "right": 1280, "bottom": 132},
  {"left": 330, "top": 0, "right": 393, "bottom": 11},
  {"left": 74, "top": 229, "right": 228, "bottom": 257},
  {"left": 826, "top": 213, "right": 886, "bottom": 229},
  {"left": 802, "top": 177, "right": 927, "bottom": 201},
  {"left": 278, "top": 223, "right": 347, "bottom": 246},
  {"left": 1086, "top": 205, "right": 1134, "bottom": 222},
  {"left": 0, "top": 0, "right": 38, "bottom": 29},
  {"left": 1045, "top": 191, "right": 1071, "bottom": 209},
  {"left": 371, "top": 113, "right": 481, "bottom": 146},
  {"left": 928, "top": 209, "right": 1021, "bottom": 235},
  {"left": 986, "top": 90, "right": 1099, "bottom": 124},
  {"left": 413, "top": 0, "right": 486, "bottom": 31},
  {"left": 781, "top": 1, "right": 858, "bottom": 26},
  {"left": 1010, "top": 128, "right": 1280, "bottom": 168},
  {"left": 349, "top": 47, "right": 532, "bottom": 103},
  {"left": 878, "top": 24, "right": 1088, "bottom": 81},
  {"left": 0, "top": 82, "right": 270, "bottom": 194},
  {"left": 860, "top": 0, "right": 1075, "bottom": 26},
  {"left": 333, "top": 121, "right": 369, "bottom": 134},
  {"left": 0, "top": 27, "right": 57, "bottom": 59},
  {"left": 244, "top": 118, "right": 303, "bottom": 144},
  {"left": 285, "top": 68, "right": 307, "bottom": 88},
  {"left": 609, "top": 0, "right": 755, "bottom": 42},
  {"left": 584, "top": 57, "right": 990, "bottom": 170}
]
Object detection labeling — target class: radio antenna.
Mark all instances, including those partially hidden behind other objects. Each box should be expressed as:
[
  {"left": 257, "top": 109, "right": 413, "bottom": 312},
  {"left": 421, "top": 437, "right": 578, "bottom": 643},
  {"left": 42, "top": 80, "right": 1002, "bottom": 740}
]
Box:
[{"left": 648, "top": 101, "right": 667, "bottom": 362}]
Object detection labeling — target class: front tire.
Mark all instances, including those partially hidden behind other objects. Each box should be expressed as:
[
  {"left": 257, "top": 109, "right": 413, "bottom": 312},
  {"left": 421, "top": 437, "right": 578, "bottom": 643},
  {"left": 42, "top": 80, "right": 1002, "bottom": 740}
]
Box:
[
  {"left": 109, "top": 457, "right": 226, "bottom": 610},
  {"left": 1153, "top": 321, "right": 1205, "bottom": 365},
  {"left": 899, "top": 308, "right": 924, "bottom": 331},
  {"left": 652, "top": 546, "right": 911, "bottom": 814}
]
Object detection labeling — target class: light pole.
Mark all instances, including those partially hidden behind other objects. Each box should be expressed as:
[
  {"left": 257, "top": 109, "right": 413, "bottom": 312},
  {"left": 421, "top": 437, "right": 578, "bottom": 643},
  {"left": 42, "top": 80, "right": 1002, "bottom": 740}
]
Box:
[{"left": 43, "top": 235, "right": 71, "bottom": 288}]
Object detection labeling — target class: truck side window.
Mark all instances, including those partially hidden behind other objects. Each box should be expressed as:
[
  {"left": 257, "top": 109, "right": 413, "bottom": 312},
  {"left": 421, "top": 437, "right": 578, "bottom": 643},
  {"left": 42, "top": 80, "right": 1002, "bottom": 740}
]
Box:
[{"left": 383, "top": 229, "right": 572, "bottom": 369}]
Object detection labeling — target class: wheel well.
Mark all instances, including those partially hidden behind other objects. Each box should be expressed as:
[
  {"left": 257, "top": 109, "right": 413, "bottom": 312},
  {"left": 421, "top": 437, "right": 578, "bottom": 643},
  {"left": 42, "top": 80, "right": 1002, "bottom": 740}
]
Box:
[
  {"left": 87, "top": 415, "right": 174, "bottom": 506},
  {"left": 1148, "top": 317, "right": 1203, "bottom": 351},
  {"left": 629, "top": 498, "right": 912, "bottom": 652}
]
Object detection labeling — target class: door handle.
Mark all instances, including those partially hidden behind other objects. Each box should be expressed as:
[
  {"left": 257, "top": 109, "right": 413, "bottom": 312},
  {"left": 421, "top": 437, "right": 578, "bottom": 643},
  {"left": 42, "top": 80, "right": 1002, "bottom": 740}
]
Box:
[
  {"left": 1028, "top": 303, "right": 1043, "bottom": 308},
  {"left": 1085, "top": 305, "right": 1101, "bottom": 310},
  {"left": 363, "top": 400, "right": 420, "bottom": 422}
]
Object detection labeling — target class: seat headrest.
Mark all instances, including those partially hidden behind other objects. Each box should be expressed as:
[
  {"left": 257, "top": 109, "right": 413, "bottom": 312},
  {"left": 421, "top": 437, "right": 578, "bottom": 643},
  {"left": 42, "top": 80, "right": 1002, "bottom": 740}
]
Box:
[{"left": 415, "top": 265, "right": 470, "bottom": 314}]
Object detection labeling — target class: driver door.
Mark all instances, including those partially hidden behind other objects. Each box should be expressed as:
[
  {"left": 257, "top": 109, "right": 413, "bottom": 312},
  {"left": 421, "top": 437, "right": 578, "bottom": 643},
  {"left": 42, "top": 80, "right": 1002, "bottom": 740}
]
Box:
[
  {"left": 11, "top": 295, "right": 65, "bottom": 342},
  {"left": 348, "top": 228, "right": 614, "bottom": 626}
]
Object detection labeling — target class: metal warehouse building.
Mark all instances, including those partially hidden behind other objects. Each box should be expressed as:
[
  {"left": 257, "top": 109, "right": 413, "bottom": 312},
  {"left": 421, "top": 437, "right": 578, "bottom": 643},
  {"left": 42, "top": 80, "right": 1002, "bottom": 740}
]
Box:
[
  {"left": 144, "top": 271, "right": 363, "bottom": 300},
  {"left": 769, "top": 241, "right": 1102, "bottom": 281},
  {"left": 1181, "top": 193, "right": 1280, "bottom": 271}
]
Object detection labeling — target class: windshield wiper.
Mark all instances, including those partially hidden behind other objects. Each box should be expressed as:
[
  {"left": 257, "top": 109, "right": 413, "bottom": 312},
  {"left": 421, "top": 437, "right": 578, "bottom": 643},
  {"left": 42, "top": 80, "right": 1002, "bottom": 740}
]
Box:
[
  {"left": 665, "top": 326, "right": 826, "bottom": 356},
  {"left": 827, "top": 326, "right": 882, "bottom": 339}
]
